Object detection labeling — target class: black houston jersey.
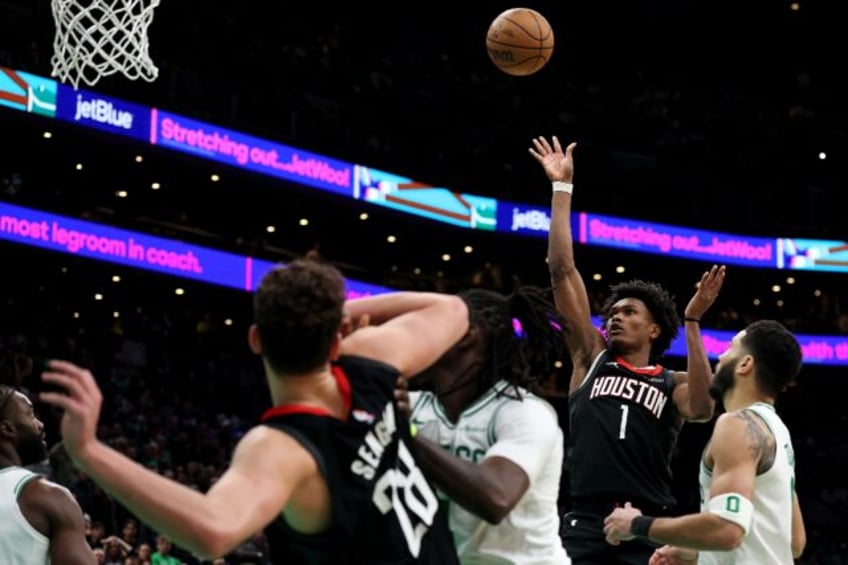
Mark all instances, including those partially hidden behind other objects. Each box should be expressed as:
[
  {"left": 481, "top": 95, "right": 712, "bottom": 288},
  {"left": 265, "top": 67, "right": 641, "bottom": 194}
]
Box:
[
  {"left": 567, "top": 349, "right": 681, "bottom": 508},
  {"left": 260, "top": 355, "right": 459, "bottom": 565}
]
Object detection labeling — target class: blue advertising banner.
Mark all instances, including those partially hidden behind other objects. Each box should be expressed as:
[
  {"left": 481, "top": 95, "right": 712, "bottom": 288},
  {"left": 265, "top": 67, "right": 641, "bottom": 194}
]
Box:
[
  {"left": 151, "top": 109, "right": 355, "bottom": 197},
  {"left": 55, "top": 84, "right": 151, "bottom": 141},
  {"left": 4, "top": 64, "right": 845, "bottom": 277},
  {"left": 0, "top": 201, "right": 392, "bottom": 300},
  {"left": 579, "top": 212, "right": 777, "bottom": 268},
  {"left": 495, "top": 200, "right": 553, "bottom": 236},
  {"left": 1, "top": 199, "right": 846, "bottom": 365},
  {"left": 0, "top": 200, "right": 251, "bottom": 289}
]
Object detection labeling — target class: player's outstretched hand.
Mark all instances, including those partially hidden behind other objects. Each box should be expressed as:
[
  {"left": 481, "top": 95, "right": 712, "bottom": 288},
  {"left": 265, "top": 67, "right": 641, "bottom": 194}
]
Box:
[
  {"left": 684, "top": 264, "right": 726, "bottom": 321},
  {"left": 529, "top": 136, "right": 577, "bottom": 184},
  {"left": 40, "top": 360, "right": 103, "bottom": 461}
]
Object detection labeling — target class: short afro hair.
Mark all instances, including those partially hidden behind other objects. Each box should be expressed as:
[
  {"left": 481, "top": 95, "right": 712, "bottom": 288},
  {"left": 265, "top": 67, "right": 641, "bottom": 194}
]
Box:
[{"left": 601, "top": 279, "right": 680, "bottom": 364}]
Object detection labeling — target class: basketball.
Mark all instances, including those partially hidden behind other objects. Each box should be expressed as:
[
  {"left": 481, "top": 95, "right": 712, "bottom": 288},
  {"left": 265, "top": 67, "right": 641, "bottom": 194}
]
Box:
[{"left": 486, "top": 8, "right": 554, "bottom": 76}]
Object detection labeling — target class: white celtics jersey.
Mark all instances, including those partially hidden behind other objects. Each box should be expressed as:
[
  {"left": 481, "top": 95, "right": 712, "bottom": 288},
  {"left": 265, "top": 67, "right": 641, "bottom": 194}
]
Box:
[
  {"left": 410, "top": 381, "right": 570, "bottom": 565},
  {"left": 0, "top": 467, "right": 50, "bottom": 565},
  {"left": 698, "top": 403, "right": 796, "bottom": 565}
]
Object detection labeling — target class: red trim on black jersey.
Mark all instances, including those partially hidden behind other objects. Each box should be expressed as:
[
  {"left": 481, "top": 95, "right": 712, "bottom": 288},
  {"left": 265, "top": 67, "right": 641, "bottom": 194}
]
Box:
[
  {"left": 332, "top": 363, "right": 353, "bottom": 418},
  {"left": 260, "top": 404, "right": 333, "bottom": 420},
  {"left": 614, "top": 356, "right": 665, "bottom": 376},
  {"left": 260, "top": 364, "right": 353, "bottom": 422}
]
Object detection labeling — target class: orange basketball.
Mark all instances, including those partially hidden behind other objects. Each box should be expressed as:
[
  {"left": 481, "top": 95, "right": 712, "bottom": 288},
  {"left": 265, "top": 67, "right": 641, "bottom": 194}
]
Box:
[{"left": 486, "top": 8, "right": 554, "bottom": 76}]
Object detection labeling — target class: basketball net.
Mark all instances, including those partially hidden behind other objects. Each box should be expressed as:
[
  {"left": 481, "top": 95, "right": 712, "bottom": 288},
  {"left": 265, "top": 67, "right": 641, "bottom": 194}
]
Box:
[{"left": 50, "top": 0, "right": 160, "bottom": 89}]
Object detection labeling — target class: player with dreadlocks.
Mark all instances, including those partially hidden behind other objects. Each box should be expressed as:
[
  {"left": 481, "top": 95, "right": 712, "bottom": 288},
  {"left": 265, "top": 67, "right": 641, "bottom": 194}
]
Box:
[{"left": 407, "top": 285, "right": 572, "bottom": 564}]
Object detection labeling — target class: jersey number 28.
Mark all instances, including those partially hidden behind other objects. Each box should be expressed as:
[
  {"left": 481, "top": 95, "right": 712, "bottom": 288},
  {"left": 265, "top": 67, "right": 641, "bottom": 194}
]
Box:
[{"left": 372, "top": 441, "right": 439, "bottom": 557}]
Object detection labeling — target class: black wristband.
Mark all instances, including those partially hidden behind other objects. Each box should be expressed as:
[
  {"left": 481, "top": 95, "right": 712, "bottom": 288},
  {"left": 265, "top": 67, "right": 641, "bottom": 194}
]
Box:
[
  {"left": 683, "top": 317, "right": 700, "bottom": 324},
  {"left": 630, "top": 515, "right": 655, "bottom": 540}
]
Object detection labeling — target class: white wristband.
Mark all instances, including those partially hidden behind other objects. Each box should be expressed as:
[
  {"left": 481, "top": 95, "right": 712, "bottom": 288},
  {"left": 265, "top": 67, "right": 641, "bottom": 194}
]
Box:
[
  {"left": 552, "top": 181, "right": 573, "bottom": 194},
  {"left": 708, "top": 492, "right": 754, "bottom": 536}
]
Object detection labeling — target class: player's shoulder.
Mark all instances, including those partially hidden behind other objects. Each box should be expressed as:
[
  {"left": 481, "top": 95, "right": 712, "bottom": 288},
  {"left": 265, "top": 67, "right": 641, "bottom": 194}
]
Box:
[
  {"left": 714, "top": 409, "right": 746, "bottom": 429},
  {"left": 495, "top": 389, "right": 560, "bottom": 423},
  {"left": 245, "top": 421, "right": 310, "bottom": 448},
  {"left": 18, "top": 475, "right": 82, "bottom": 515},
  {"left": 712, "top": 409, "right": 768, "bottom": 444}
]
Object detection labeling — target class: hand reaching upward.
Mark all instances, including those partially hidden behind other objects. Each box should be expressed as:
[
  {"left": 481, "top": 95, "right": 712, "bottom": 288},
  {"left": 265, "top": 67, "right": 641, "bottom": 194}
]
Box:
[
  {"left": 685, "top": 264, "right": 727, "bottom": 320},
  {"left": 529, "top": 136, "right": 577, "bottom": 183}
]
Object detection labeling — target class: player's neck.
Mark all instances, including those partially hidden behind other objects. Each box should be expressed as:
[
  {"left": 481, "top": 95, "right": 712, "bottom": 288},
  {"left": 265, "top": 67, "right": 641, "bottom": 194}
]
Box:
[
  {"left": 724, "top": 389, "right": 774, "bottom": 413},
  {"left": 438, "top": 386, "right": 479, "bottom": 423},
  {"left": 615, "top": 349, "right": 652, "bottom": 369},
  {"left": 268, "top": 366, "right": 345, "bottom": 415},
  {"left": 0, "top": 452, "right": 23, "bottom": 469},
  {"left": 435, "top": 366, "right": 483, "bottom": 423}
]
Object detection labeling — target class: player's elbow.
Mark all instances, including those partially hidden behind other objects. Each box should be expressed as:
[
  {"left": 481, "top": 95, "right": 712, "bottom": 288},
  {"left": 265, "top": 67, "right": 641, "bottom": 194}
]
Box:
[
  {"left": 684, "top": 399, "right": 715, "bottom": 422},
  {"left": 480, "top": 503, "right": 510, "bottom": 525},
  {"left": 479, "top": 493, "right": 517, "bottom": 525},
  {"left": 192, "top": 524, "right": 238, "bottom": 561},
  {"left": 713, "top": 524, "right": 745, "bottom": 551},
  {"left": 792, "top": 533, "right": 806, "bottom": 558},
  {"left": 197, "top": 542, "right": 231, "bottom": 562}
]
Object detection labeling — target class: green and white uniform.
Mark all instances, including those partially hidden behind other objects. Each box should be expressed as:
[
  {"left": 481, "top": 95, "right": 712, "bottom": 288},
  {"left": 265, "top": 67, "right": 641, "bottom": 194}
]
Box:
[
  {"left": 699, "top": 403, "right": 796, "bottom": 565},
  {"left": 410, "top": 381, "right": 570, "bottom": 565},
  {"left": 0, "top": 466, "right": 50, "bottom": 565}
]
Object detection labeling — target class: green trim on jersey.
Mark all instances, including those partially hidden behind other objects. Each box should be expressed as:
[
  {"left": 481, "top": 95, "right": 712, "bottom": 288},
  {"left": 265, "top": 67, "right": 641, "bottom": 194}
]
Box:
[
  {"left": 462, "top": 381, "right": 510, "bottom": 418},
  {"left": 13, "top": 473, "right": 37, "bottom": 499}
]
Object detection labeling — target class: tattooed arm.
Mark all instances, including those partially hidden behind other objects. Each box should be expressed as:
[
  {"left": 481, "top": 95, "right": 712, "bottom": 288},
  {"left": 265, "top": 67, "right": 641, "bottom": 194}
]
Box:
[{"left": 604, "top": 411, "right": 764, "bottom": 550}]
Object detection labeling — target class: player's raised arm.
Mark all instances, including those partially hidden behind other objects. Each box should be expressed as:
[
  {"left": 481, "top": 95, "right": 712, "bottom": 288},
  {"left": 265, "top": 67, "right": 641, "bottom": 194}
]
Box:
[
  {"left": 530, "top": 135, "right": 604, "bottom": 392},
  {"left": 341, "top": 291, "right": 469, "bottom": 379},
  {"left": 40, "top": 360, "right": 316, "bottom": 560},
  {"left": 672, "top": 264, "right": 726, "bottom": 422}
]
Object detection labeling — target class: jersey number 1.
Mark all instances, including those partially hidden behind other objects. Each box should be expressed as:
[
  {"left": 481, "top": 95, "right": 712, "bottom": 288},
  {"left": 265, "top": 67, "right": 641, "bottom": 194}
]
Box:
[{"left": 619, "top": 404, "right": 629, "bottom": 439}]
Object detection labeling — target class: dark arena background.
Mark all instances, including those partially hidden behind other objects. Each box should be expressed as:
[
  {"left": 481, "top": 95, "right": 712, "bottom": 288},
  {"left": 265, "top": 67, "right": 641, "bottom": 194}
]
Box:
[{"left": 1, "top": 1, "right": 846, "bottom": 562}]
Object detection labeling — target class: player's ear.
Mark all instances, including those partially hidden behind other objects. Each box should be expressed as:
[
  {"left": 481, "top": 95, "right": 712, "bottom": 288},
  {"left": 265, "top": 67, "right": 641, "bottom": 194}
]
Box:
[
  {"left": 0, "top": 419, "right": 15, "bottom": 440},
  {"left": 247, "top": 324, "right": 262, "bottom": 355},
  {"left": 737, "top": 354, "right": 755, "bottom": 376},
  {"left": 328, "top": 333, "right": 342, "bottom": 361},
  {"left": 649, "top": 323, "right": 661, "bottom": 341}
]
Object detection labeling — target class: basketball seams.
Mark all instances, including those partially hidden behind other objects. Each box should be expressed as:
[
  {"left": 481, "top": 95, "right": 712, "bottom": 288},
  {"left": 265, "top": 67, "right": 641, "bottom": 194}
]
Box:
[
  {"left": 486, "top": 37, "right": 553, "bottom": 51},
  {"left": 486, "top": 8, "right": 553, "bottom": 76},
  {"left": 501, "top": 16, "right": 545, "bottom": 45}
]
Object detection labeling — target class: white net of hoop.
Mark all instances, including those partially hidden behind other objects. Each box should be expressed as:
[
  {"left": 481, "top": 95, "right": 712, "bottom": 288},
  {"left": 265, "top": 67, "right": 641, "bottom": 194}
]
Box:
[{"left": 50, "top": 0, "right": 160, "bottom": 88}]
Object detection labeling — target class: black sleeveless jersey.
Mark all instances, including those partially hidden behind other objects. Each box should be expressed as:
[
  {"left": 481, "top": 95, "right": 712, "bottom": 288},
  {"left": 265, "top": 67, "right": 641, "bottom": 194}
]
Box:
[
  {"left": 566, "top": 349, "right": 681, "bottom": 509},
  {"left": 260, "top": 355, "right": 459, "bottom": 565}
]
